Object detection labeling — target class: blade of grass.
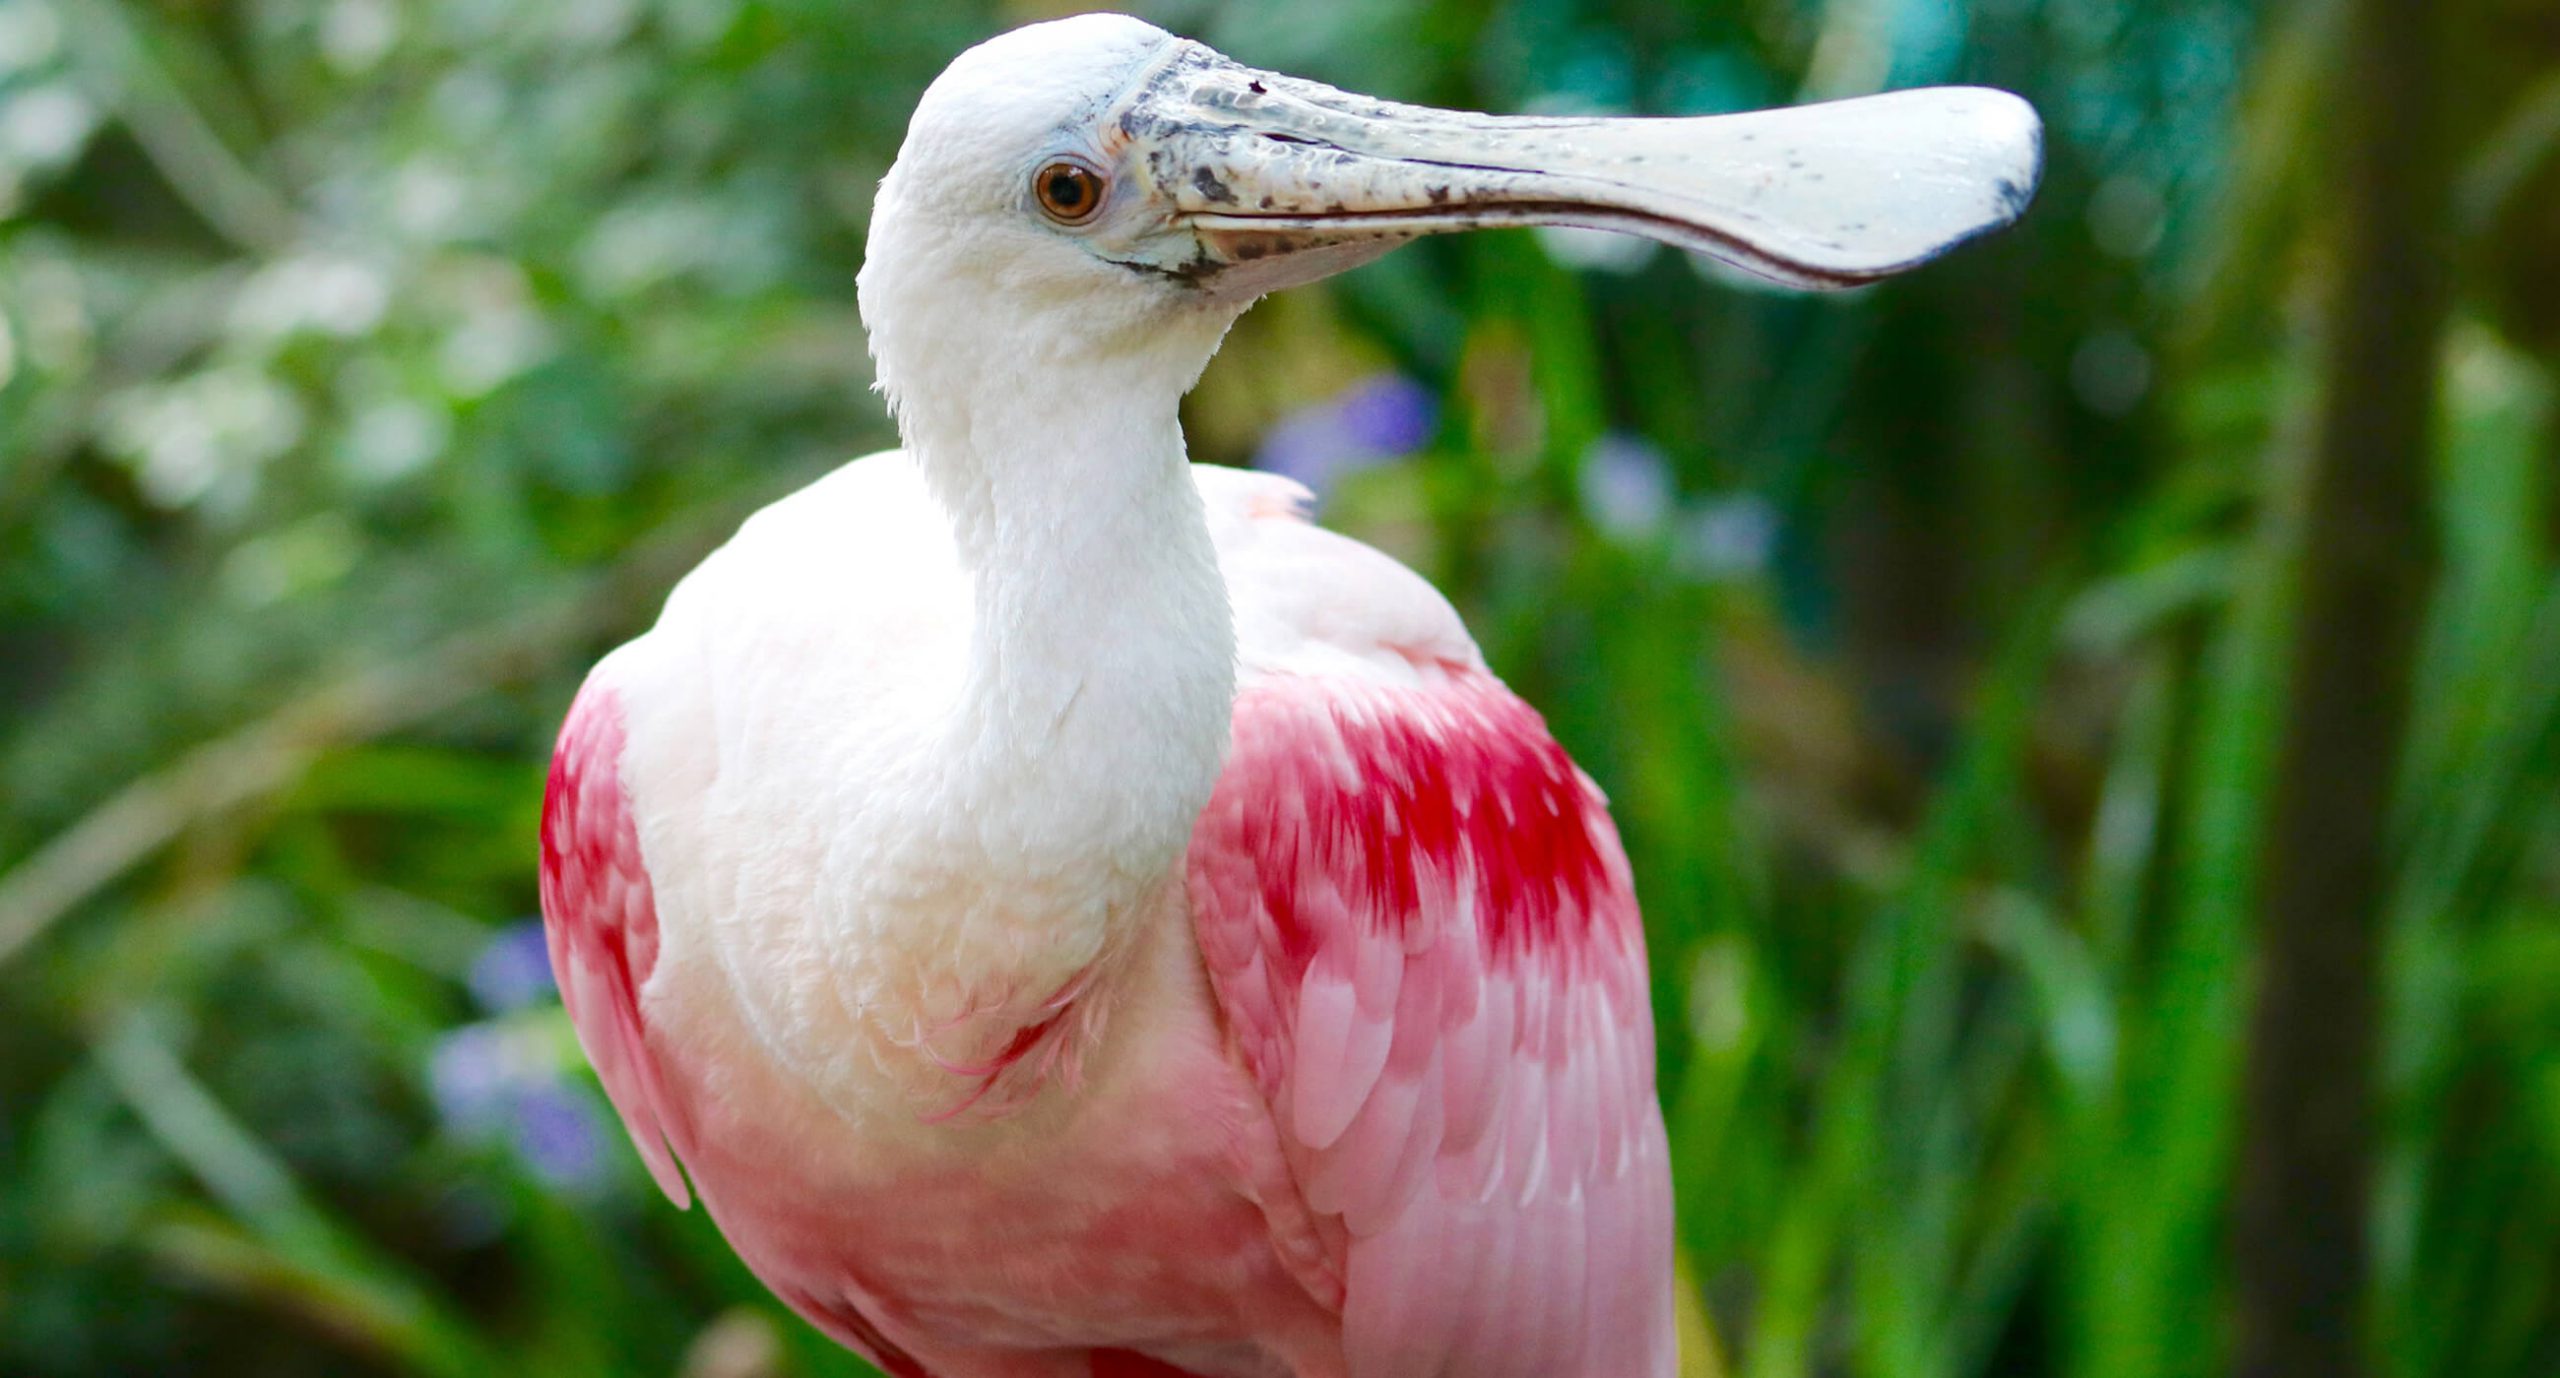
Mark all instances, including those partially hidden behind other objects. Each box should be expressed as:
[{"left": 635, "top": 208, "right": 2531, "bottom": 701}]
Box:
[{"left": 93, "top": 1010, "right": 504, "bottom": 1378}]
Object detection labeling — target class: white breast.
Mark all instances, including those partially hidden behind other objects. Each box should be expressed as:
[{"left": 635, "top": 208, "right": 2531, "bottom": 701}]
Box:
[{"left": 594, "top": 452, "right": 1479, "bottom": 1143}]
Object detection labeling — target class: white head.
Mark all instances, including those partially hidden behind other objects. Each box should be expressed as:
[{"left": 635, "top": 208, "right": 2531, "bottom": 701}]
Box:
[{"left": 858, "top": 12, "right": 2042, "bottom": 448}]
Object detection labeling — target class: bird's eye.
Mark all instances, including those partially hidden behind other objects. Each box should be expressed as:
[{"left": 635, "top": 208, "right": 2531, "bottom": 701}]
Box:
[{"left": 1034, "top": 161, "right": 1106, "bottom": 225}]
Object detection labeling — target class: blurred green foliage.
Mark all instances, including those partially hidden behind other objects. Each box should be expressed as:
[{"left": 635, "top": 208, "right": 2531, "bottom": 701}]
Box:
[{"left": 3, "top": 0, "right": 2558, "bottom": 1375}]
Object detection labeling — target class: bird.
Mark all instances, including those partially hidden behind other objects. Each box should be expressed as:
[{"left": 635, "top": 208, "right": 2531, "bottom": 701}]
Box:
[{"left": 537, "top": 13, "right": 2038, "bottom": 1378}]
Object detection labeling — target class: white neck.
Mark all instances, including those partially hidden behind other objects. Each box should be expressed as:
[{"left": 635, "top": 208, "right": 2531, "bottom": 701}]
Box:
[
  {"left": 859, "top": 214, "right": 1243, "bottom": 960},
  {"left": 911, "top": 357, "right": 1237, "bottom": 877}
]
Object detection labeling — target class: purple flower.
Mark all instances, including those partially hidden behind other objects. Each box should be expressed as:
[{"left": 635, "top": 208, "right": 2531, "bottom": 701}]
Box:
[
  {"left": 468, "top": 919, "right": 557, "bottom": 1013},
  {"left": 428, "top": 1023, "right": 518, "bottom": 1137},
  {"left": 1579, "top": 433, "right": 1673, "bottom": 539},
  {"left": 1674, "top": 494, "right": 1779, "bottom": 582},
  {"left": 1332, "top": 374, "right": 1437, "bottom": 454},
  {"left": 428, "top": 1017, "right": 611, "bottom": 1193},
  {"left": 1254, "top": 373, "right": 1436, "bottom": 495},
  {"left": 510, "top": 1083, "right": 608, "bottom": 1191}
]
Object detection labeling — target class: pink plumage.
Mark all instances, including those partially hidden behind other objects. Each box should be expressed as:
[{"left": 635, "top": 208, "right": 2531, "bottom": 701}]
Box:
[
  {"left": 536, "top": 466, "right": 1677, "bottom": 1378},
  {"left": 538, "top": 685, "right": 690, "bottom": 1208},
  {"left": 1189, "top": 673, "right": 1674, "bottom": 1378}
]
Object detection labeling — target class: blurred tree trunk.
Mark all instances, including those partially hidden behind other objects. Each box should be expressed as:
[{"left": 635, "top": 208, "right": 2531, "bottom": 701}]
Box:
[{"left": 2237, "top": 0, "right": 2448, "bottom": 1372}]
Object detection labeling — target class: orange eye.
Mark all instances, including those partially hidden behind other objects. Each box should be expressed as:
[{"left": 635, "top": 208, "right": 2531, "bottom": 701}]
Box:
[{"left": 1034, "top": 161, "right": 1105, "bottom": 225}]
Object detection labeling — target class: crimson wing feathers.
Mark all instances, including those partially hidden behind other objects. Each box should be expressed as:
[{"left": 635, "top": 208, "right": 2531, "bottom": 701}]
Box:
[
  {"left": 1186, "top": 669, "right": 1676, "bottom": 1378},
  {"left": 538, "top": 684, "right": 693, "bottom": 1208}
]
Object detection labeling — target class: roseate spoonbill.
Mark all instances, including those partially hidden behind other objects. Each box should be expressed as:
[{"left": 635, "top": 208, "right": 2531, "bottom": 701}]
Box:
[{"left": 538, "top": 13, "right": 2039, "bottom": 1377}]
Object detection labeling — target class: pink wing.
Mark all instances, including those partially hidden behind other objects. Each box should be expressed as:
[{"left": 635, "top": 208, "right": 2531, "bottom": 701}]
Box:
[
  {"left": 538, "top": 683, "right": 693, "bottom": 1208},
  {"left": 542, "top": 685, "right": 946, "bottom": 1378},
  {"left": 1187, "top": 668, "right": 1676, "bottom": 1378}
]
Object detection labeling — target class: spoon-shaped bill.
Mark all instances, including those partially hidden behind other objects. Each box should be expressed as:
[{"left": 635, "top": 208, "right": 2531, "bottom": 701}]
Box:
[{"left": 1125, "top": 53, "right": 2042, "bottom": 291}]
